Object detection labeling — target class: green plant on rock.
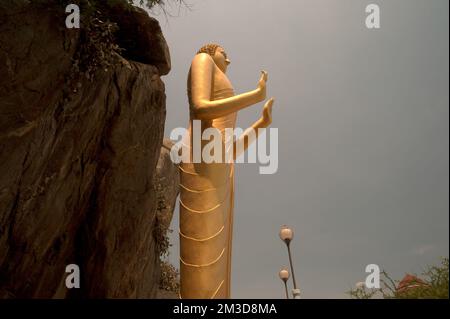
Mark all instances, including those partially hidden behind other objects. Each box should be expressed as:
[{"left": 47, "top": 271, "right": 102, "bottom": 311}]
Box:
[
  {"left": 152, "top": 176, "right": 180, "bottom": 294},
  {"left": 159, "top": 260, "right": 180, "bottom": 294}
]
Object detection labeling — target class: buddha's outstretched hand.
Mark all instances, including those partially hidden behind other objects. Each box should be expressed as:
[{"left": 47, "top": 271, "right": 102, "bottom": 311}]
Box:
[
  {"left": 235, "top": 97, "right": 275, "bottom": 158},
  {"left": 259, "top": 97, "right": 274, "bottom": 127},
  {"left": 257, "top": 70, "right": 268, "bottom": 101}
]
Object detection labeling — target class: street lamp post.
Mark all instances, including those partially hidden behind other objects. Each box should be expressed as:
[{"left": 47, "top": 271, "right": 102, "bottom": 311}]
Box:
[
  {"left": 278, "top": 268, "right": 290, "bottom": 299},
  {"left": 279, "top": 225, "right": 301, "bottom": 299}
]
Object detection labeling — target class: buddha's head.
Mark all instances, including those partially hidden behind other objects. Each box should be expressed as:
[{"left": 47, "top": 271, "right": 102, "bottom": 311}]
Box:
[{"left": 197, "top": 43, "right": 231, "bottom": 73}]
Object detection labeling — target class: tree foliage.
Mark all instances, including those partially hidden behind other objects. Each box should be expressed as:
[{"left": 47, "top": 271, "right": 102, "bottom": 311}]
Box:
[
  {"left": 127, "top": 0, "right": 186, "bottom": 10},
  {"left": 128, "top": 0, "right": 163, "bottom": 8},
  {"left": 348, "top": 258, "right": 449, "bottom": 299}
]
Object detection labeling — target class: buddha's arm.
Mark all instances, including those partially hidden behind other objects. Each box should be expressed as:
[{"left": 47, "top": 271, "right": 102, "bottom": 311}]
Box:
[
  {"left": 233, "top": 98, "right": 274, "bottom": 159},
  {"left": 190, "top": 54, "right": 267, "bottom": 120},
  {"left": 194, "top": 89, "right": 263, "bottom": 120}
]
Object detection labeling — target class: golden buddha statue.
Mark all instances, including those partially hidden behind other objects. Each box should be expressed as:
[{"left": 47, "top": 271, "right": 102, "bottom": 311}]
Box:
[{"left": 179, "top": 43, "right": 275, "bottom": 298}]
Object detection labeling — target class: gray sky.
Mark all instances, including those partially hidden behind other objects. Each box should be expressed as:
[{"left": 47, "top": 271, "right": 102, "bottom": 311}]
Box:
[{"left": 146, "top": 0, "right": 449, "bottom": 298}]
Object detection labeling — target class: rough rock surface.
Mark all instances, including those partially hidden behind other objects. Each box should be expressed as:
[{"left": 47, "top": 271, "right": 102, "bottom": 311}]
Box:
[
  {"left": 154, "top": 139, "right": 179, "bottom": 230},
  {"left": 105, "top": 3, "right": 171, "bottom": 76},
  {"left": 0, "top": 1, "right": 177, "bottom": 298},
  {"left": 155, "top": 139, "right": 180, "bottom": 299}
]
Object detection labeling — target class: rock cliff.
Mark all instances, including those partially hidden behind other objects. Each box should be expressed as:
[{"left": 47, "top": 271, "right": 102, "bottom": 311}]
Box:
[{"left": 0, "top": 1, "right": 178, "bottom": 298}]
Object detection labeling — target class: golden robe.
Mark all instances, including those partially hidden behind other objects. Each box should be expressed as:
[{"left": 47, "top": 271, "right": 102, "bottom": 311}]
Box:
[{"left": 179, "top": 79, "right": 236, "bottom": 298}]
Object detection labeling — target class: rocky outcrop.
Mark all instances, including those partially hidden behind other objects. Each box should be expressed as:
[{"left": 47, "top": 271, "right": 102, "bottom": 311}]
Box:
[
  {"left": 105, "top": 3, "right": 171, "bottom": 76},
  {"left": 0, "top": 1, "right": 177, "bottom": 298},
  {"left": 154, "top": 139, "right": 180, "bottom": 299},
  {"left": 154, "top": 139, "right": 179, "bottom": 231}
]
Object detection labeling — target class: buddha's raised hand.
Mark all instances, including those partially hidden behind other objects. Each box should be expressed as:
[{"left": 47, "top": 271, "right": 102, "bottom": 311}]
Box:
[
  {"left": 259, "top": 97, "right": 275, "bottom": 127},
  {"left": 257, "top": 70, "right": 268, "bottom": 101}
]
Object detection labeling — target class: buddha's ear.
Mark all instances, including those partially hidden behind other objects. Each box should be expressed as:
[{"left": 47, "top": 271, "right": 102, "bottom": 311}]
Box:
[{"left": 190, "top": 53, "right": 214, "bottom": 109}]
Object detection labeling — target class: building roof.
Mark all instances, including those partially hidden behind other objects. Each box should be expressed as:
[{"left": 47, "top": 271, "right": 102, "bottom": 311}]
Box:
[{"left": 397, "top": 274, "right": 428, "bottom": 292}]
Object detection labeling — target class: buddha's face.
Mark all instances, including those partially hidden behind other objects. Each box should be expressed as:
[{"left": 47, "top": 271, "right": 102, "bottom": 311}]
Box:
[{"left": 213, "top": 47, "right": 231, "bottom": 73}]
